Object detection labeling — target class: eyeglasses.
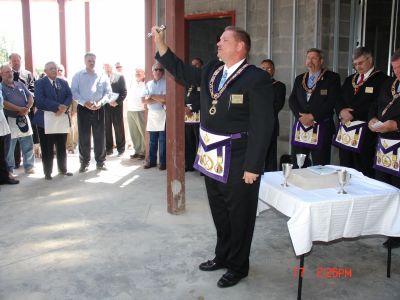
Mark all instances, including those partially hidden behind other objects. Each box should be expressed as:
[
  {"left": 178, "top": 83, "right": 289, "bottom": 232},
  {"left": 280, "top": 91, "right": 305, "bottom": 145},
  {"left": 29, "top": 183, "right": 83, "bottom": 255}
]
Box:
[
  {"left": 58, "top": 69, "right": 64, "bottom": 72},
  {"left": 116, "top": 66, "right": 122, "bottom": 69},
  {"left": 154, "top": 68, "right": 164, "bottom": 72}
]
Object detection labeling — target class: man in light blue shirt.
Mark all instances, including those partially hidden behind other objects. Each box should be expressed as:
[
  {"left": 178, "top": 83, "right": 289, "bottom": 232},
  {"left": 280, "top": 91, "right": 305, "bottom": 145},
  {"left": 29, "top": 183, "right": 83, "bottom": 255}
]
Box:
[
  {"left": 142, "top": 62, "right": 166, "bottom": 170},
  {"left": 71, "top": 53, "right": 112, "bottom": 172}
]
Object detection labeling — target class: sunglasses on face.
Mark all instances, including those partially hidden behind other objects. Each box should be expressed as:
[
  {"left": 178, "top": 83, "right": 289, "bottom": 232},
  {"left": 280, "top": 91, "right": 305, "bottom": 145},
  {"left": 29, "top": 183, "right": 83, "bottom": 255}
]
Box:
[{"left": 154, "top": 68, "right": 164, "bottom": 72}]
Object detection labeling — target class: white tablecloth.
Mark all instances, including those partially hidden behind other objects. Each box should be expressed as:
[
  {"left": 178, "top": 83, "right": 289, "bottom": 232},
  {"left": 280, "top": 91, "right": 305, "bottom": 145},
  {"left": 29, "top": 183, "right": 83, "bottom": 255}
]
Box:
[{"left": 258, "top": 166, "right": 400, "bottom": 256}]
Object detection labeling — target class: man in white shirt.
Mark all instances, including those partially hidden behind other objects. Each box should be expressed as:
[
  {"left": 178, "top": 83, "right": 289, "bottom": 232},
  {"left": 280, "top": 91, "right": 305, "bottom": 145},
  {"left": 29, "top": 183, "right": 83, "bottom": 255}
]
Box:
[{"left": 127, "top": 68, "right": 146, "bottom": 160}]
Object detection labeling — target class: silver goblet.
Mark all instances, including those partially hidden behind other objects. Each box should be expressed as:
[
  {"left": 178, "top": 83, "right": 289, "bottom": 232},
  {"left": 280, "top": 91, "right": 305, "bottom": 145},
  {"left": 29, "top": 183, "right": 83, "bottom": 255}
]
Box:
[
  {"left": 337, "top": 169, "right": 350, "bottom": 194},
  {"left": 281, "top": 163, "right": 293, "bottom": 187},
  {"left": 296, "top": 153, "right": 307, "bottom": 169},
  {"left": 147, "top": 25, "right": 166, "bottom": 38}
]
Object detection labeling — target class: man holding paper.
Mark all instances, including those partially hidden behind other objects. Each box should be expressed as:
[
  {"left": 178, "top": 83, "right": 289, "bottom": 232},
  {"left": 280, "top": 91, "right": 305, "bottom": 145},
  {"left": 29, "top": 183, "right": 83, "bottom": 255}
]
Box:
[
  {"left": 33, "top": 61, "right": 72, "bottom": 180},
  {"left": 71, "top": 53, "right": 112, "bottom": 173}
]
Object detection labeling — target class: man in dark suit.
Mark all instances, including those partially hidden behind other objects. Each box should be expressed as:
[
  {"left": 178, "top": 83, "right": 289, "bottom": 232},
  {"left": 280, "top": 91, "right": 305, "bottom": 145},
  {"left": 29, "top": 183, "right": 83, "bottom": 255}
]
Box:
[
  {"left": 152, "top": 25, "right": 274, "bottom": 287},
  {"left": 336, "top": 47, "right": 387, "bottom": 178},
  {"left": 260, "top": 59, "right": 286, "bottom": 171},
  {"left": 103, "top": 63, "right": 127, "bottom": 156},
  {"left": 33, "top": 62, "right": 73, "bottom": 180},
  {"left": 289, "top": 48, "right": 341, "bottom": 167},
  {"left": 184, "top": 57, "right": 203, "bottom": 172},
  {"left": 368, "top": 48, "right": 400, "bottom": 248}
]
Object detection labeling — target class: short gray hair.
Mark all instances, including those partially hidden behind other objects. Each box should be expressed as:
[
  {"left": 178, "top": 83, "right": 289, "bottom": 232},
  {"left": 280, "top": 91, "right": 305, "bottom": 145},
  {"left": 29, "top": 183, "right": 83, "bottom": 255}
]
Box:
[
  {"left": 44, "top": 61, "right": 58, "bottom": 70},
  {"left": 352, "top": 47, "right": 373, "bottom": 61}
]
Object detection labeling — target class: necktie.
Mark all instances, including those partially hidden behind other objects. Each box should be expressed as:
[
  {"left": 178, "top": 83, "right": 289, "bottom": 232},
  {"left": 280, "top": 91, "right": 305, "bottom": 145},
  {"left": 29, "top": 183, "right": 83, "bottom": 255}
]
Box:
[
  {"left": 358, "top": 73, "right": 364, "bottom": 84},
  {"left": 218, "top": 69, "right": 228, "bottom": 91},
  {"left": 307, "top": 74, "right": 316, "bottom": 89},
  {"left": 52, "top": 80, "right": 59, "bottom": 96}
]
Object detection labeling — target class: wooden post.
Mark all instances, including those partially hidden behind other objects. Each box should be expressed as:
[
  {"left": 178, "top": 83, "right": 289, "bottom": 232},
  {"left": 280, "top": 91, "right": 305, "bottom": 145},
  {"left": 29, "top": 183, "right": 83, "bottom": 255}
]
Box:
[
  {"left": 165, "top": 0, "right": 185, "bottom": 214},
  {"left": 85, "top": 1, "right": 90, "bottom": 53},
  {"left": 58, "top": 0, "right": 67, "bottom": 76},
  {"left": 21, "top": 0, "right": 33, "bottom": 73}
]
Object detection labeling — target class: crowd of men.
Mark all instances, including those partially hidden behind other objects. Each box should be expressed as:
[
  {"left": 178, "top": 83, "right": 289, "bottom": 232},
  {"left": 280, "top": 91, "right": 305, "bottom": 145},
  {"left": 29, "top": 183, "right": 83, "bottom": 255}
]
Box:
[{"left": 1, "top": 27, "right": 400, "bottom": 287}]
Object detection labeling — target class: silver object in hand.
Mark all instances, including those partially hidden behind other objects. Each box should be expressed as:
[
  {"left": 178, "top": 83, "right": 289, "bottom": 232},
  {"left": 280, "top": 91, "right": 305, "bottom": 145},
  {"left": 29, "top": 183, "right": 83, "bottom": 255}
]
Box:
[{"left": 147, "top": 25, "right": 166, "bottom": 38}]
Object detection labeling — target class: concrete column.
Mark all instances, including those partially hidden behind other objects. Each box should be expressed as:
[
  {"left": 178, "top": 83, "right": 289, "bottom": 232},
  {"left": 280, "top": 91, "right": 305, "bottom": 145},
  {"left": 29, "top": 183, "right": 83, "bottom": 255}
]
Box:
[
  {"left": 21, "top": 0, "right": 33, "bottom": 72},
  {"left": 165, "top": 0, "right": 185, "bottom": 214},
  {"left": 58, "top": 0, "right": 67, "bottom": 76}
]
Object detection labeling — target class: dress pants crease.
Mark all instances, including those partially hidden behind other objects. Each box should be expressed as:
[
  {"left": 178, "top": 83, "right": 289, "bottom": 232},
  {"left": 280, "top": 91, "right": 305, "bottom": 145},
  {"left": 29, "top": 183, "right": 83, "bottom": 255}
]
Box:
[
  {"left": 205, "top": 139, "right": 259, "bottom": 277},
  {"left": 77, "top": 105, "right": 106, "bottom": 166},
  {"left": 38, "top": 127, "right": 67, "bottom": 176}
]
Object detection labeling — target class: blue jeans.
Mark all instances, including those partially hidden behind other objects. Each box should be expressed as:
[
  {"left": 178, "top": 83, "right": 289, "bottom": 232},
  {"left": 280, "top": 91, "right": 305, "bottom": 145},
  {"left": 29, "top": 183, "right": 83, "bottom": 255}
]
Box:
[
  {"left": 149, "top": 131, "right": 166, "bottom": 166},
  {"left": 6, "top": 135, "right": 34, "bottom": 172}
]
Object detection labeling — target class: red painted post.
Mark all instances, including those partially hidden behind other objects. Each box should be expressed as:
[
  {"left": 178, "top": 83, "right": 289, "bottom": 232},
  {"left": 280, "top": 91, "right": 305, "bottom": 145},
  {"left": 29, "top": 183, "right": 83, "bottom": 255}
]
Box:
[
  {"left": 21, "top": 0, "right": 33, "bottom": 73},
  {"left": 165, "top": 0, "right": 185, "bottom": 214}
]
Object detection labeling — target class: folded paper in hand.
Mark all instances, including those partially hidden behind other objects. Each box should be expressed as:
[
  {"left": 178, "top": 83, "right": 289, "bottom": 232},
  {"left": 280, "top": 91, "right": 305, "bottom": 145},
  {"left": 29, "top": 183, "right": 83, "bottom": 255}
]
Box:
[
  {"left": 44, "top": 111, "right": 70, "bottom": 134},
  {"left": 101, "top": 92, "right": 119, "bottom": 105}
]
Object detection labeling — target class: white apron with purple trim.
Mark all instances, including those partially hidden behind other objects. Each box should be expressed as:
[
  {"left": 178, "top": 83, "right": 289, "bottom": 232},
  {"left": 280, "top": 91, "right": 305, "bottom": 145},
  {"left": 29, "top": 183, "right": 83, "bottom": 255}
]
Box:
[
  {"left": 374, "top": 137, "right": 400, "bottom": 177},
  {"left": 291, "top": 120, "right": 322, "bottom": 150},
  {"left": 333, "top": 120, "right": 367, "bottom": 153},
  {"left": 194, "top": 126, "right": 241, "bottom": 183}
]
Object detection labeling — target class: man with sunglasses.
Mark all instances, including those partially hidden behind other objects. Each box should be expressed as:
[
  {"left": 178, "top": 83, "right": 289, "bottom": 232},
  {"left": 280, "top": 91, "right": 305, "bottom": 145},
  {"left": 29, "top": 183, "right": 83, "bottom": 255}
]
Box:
[{"left": 142, "top": 62, "right": 166, "bottom": 170}]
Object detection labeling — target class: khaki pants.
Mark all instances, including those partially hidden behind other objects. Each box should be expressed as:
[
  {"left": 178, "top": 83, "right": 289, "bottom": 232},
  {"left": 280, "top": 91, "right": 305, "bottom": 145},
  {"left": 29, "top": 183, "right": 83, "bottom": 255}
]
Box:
[
  {"left": 127, "top": 111, "right": 145, "bottom": 155},
  {"left": 66, "top": 100, "right": 78, "bottom": 151}
]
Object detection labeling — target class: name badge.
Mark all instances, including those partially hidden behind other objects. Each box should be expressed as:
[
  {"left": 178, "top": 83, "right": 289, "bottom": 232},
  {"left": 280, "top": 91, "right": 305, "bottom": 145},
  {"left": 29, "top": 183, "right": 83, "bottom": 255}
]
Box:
[
  {"left": 320, "top": 89, "right": 328, "bottom": 95},
  {"left": 197, "top": 87, "right": 201, "bottom": 92},
  {"left": 365, "top": 87, "right": 374, "bottom": 93},
  {"left": 230, "top": 94, "right": 244, "bottom": 104}
]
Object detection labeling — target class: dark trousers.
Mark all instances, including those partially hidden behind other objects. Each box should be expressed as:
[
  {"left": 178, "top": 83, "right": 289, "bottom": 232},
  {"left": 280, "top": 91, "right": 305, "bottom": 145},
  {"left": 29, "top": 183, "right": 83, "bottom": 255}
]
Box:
[
  {"left": 0, "top": 134, "right": 10, "bottom": 183},
  {"left": 338, "top": 130, "right": 376, "bottom": 178},
  {"left": 205, "top": 138, "right": 259, "bottom": 277},
  {"left": 149, "top": 131, "right": 166, "bottom": 166},
  {"left": 14, "top": 141, "right": 21, "bottom": 168},
  {"left": 77, "top": 105, "right": 106, "bottom": 166},
  {"left": 292, "top": 122, "right": 334, "bottom": 168},
  {"left": 265, "top": 134, "right": 278, "bottom": 171},
  {"left": 105, "top": 103, "right": 125, "bottom": 154},
  {"left": 375, "top": 170, "right": 400, "bottom": 189},
  {"left": 185, "top": 123, "right": 199, "bottom": 170},
  {"left": 38, "top": 127, "right": 67, "bottom": 176}
]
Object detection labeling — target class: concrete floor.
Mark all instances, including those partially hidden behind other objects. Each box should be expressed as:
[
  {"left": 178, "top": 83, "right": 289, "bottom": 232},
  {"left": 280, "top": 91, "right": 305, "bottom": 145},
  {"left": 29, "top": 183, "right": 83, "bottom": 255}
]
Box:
[{"left": 0, "top": 152, "right": 399, "bottom": 300}]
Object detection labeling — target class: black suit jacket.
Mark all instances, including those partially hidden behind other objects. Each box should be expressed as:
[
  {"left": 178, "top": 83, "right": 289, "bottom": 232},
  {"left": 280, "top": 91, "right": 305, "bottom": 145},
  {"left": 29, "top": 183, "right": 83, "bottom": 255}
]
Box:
[
  {"left": 272, "top": 79, "right": 286, "bottom": 136},
  {"left": 156, "top": 48, "right": 275, "bottom": 174},
  {"left": 337, "top": 70, "right": 388, "bottom": 121},
  {"left": 289, "top": 70, "right": 341, "bottom": 124},
  {"left": 370, "top": 77, "right": 400, "bottom": 139},
  {"left": 185, "top": 84, "right": 200, "bottom": 113},
  {"left": 109, "top": 73, "right": 127, "bottom": 106}
]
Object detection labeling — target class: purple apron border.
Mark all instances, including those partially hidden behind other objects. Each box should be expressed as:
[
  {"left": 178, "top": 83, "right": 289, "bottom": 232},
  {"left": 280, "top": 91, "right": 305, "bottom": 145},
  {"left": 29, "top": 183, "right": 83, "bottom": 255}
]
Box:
[
  {"left": 332, "top": 121, "right": 367, "bottom": 153},
  {"left": 373, "top": 137, "right": 400, "bottom": 177},
  {"left": 291, "top": 120, "right": 324, "bottom": 150}
]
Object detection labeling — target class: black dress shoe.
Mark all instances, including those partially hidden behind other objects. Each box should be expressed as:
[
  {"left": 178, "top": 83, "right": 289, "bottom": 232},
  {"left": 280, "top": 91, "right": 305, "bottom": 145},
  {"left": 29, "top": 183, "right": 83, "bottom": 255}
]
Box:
[
  {"left": 199, "top": 259, "right": 225, "bottom": 271},
  {"left": 96, "top": 164, "right": 108, "bottom": 171},
  {"left": 159, "top": 164, "right": 166, "bottom": 171},
  {"left": 143, "top": 162, "right": 156, "bottom": 169},
  {"left": 60, "top": 172, "right": 73, "bottom": 176},
  {"left": 45, "top": 175, "right": 52, "bottom": 180},
  {"left": 79, "top": 165, "right": 89, "bottom": 173},
  {"left": 217, "top": 271, "right": 245, "bottom": 288},
  {"left": 106, "top": 150, "right": 113, "bottom": 155},
  {"left": 185, "top": 167, "right": 195, "bottom": 172},
  {"left": 130, "top": 153, "right": 145, "bottom": 160},
  {"left": 2, "top": 178, "right": 20, "bottom": 185},
  {"left": 383, "top": 237, "right": 400, "bottom": 249}
]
